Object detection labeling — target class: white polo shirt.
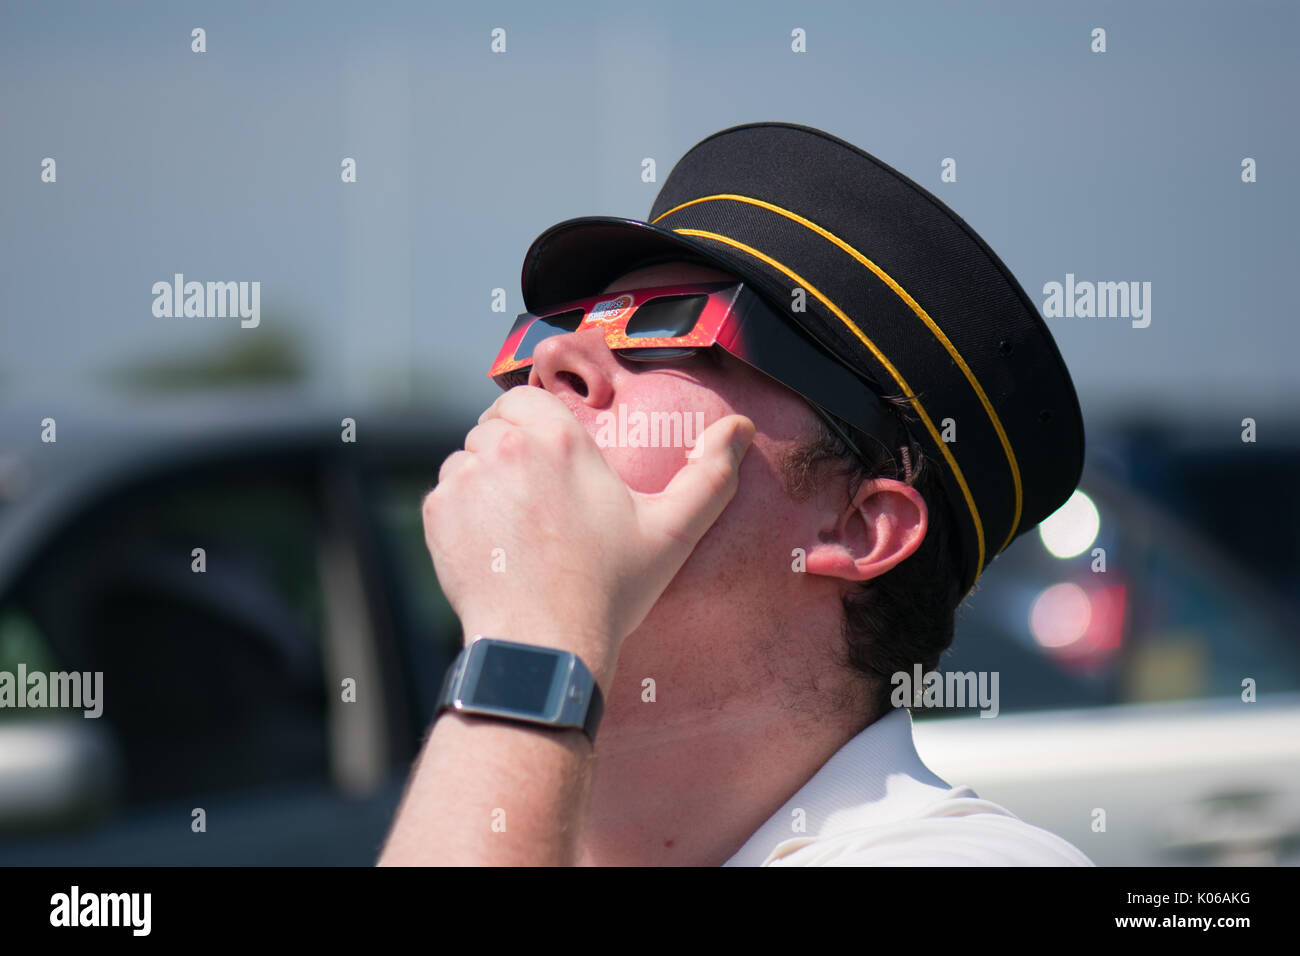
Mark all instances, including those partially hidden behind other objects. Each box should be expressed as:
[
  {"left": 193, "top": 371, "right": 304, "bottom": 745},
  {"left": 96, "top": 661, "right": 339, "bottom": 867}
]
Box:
[{"left": 724, "top": 707, "right": 1094, "bottom": 866}]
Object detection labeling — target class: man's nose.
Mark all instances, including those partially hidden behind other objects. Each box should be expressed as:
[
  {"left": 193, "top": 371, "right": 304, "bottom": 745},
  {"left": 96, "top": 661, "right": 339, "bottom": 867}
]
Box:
[{"left": 529, "top": 327, "right": 617, "bottom": 408}]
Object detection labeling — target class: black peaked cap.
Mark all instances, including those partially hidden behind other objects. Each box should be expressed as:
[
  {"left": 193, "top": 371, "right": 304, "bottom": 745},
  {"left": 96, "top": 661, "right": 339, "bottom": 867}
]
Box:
[{"left": 520, "top": 121, "right": 1085, "bottom": 597}]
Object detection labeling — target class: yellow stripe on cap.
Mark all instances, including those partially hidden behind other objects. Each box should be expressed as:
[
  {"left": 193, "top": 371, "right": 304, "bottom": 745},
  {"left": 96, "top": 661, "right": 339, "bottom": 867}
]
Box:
[
  {"left": 654, "top": 193, "right": 1024, "bottom": 556},
  {"left": 671, "top": 227, "right": 988, "bottom": 578}
]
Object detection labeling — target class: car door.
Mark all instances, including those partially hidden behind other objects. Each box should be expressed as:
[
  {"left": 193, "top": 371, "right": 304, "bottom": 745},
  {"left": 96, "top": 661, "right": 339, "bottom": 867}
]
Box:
[
  {"left": 0, "top": 450, "right": 404, "bottom": 864},
  {"left": 910, "top": 469, "right": 1300, "bottom": 866}
]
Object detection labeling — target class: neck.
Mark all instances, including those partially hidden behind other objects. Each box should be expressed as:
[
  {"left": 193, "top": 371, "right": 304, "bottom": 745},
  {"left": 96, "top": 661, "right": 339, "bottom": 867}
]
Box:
[{"left": 575, "top": 668, "right": 868, "bottom": 866}]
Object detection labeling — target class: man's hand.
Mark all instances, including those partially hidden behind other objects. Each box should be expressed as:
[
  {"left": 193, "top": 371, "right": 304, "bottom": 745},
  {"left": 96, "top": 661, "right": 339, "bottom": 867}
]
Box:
[{"left": 422, "top": 385, "right": 755, "bottom": 682}]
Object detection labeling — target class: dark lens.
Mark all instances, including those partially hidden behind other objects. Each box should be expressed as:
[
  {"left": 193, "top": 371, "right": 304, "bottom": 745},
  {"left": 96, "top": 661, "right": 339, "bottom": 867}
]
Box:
[
  {"left": 514, "top": 309, "right": 584, "bottom": 361},
  {"left": 619, "top": 347, "right": 700, "bottom": 362},
  {"left": 625, "top": 295, "right": 707, "bottom": 338}
]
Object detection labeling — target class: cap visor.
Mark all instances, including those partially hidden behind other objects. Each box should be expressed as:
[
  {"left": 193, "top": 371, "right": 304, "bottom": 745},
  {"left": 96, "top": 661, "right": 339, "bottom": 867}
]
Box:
[{"left": 520, "top": 216, "right": 780, "bottom": 315}]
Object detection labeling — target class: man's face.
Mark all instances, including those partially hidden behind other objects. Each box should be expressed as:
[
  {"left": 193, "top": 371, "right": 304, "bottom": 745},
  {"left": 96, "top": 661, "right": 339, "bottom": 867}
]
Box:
[
  {"left": 518, "top": 259, "right": 852, "bottom": 703},
  {"left": 521, "top": 260, "right": 824, "bottom": 498},
  {"left": 512, "top": 257, "right": 926, "bottom": 723}
]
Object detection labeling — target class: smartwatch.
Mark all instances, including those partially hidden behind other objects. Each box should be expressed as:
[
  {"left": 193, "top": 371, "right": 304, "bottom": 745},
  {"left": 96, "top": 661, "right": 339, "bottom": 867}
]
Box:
[{"left": 435, "top": 636, "right": 604, "bottom": 743}]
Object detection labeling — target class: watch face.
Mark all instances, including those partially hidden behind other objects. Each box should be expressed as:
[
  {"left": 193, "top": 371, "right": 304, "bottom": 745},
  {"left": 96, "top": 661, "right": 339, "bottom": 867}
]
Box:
[{"left": 470, "top": 642, "right": 556, "bottom": 713}]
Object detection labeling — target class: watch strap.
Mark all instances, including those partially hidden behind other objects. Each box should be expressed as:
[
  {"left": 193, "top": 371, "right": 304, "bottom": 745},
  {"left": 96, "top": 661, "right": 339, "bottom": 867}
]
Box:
[{"left": 579, "top": 673, "right": 604, "bottom": 742}]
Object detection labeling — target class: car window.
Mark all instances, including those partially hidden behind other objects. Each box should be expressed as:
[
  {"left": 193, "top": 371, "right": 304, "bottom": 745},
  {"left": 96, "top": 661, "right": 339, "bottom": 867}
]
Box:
[
  {"left": 0, "top": 464, "right": 332, "bottom": 816},
  {"left": 923, "top": 477, "right": 1300, "bottom": 718},
  {"left": 1123, "top": 537, "right": 1300, "bottom": 702},
  {"left": 0, "top": 605, "right": 59, "bottom": 679},
  {"left": 366, "top": 469, "right": 461, "bottom": 729}
]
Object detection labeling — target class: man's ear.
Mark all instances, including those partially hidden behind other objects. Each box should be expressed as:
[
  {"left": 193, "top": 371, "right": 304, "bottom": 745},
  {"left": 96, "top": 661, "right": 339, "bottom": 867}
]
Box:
[{"left": 801, "top": 478, "right": 928, "bottom": 582}]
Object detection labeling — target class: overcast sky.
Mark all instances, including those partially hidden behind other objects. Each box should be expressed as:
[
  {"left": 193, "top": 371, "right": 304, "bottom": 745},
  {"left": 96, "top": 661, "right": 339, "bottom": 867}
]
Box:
[{"left": 2, "top": 0, "right": 1296, "bottom": 434}]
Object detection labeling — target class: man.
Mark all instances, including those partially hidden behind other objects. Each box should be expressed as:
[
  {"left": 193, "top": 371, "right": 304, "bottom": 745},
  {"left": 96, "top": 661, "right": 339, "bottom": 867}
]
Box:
[{"left": 378, "top": 122, "right": 1092, "bottom": 866}]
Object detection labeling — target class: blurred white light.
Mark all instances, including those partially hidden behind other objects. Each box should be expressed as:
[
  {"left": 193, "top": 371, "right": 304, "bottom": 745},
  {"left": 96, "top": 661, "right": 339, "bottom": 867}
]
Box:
[
  {"left": 1038, "top": 490, "right": 1100, "bottom": 558},
  {"left": 1030, "top": 583, "right": 1092, "bottom": 648}
]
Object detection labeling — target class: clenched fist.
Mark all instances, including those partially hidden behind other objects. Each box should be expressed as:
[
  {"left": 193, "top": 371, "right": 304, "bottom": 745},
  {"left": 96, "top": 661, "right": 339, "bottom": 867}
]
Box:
[{"left": 421, "top": 385, "right": 755, "bottom": 684}]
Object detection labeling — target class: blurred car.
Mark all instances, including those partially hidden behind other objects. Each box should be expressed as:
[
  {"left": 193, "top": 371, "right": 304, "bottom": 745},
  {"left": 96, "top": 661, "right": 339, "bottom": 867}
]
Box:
[
  {"left": 0, "top": 405, "right": 1296, "bottom": 865},
  {"left": 0, "top": 401, "right": 465, "bottom": 864},
  {"left": 911, "top": 460, "right": 1300, "bottom": 866}
]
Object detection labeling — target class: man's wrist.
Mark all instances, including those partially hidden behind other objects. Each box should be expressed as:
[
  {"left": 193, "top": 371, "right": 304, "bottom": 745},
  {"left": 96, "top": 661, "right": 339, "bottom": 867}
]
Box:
[{"left": 438, "top": 635, "right": 608, "bottom": 744}]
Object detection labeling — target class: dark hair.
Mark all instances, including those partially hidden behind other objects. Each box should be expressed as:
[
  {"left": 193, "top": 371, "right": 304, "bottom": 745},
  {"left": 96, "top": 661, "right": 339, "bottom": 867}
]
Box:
[{"left": 780, "top": 396, "right": 967, "bottom": 726}]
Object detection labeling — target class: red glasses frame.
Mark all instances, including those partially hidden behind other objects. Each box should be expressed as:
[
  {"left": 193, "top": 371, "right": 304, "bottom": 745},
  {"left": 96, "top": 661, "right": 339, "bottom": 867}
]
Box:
[
  {"left": 487, "top": 282, "right": 909, "bottom": 470},
  {"left": 488, "top": 283, "right": 746, "bottom": 380}
]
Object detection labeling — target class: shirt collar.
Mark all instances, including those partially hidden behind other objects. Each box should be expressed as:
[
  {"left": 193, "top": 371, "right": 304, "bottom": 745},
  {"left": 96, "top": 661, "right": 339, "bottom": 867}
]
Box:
[{"left": 723, "top": 707, "right": 957, "bottom": 866}]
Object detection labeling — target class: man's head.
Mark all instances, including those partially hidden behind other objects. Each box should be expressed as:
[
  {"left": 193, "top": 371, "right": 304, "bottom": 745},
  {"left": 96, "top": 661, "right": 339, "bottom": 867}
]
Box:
[
  {"left": 519, "top": 123, "right": 1086, "bottom": 603},
  {"left": 511, "top": 122, "right": 1085, "bottom": 735},
  {"left": 516, "top": 257, "right": 963, "bottom": 727}
]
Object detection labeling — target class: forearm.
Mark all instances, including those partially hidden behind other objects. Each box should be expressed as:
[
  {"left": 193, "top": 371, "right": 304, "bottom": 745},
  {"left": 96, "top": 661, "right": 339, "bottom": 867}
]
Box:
[
  {"left": 377, "top": 709, "right": 596, "bottom": 866},
  {"left": 385, "top": 388, "right": 749, "bottom": 866},
  {"left": 377, "top": 621, "right": 616, "bottom": 867}
]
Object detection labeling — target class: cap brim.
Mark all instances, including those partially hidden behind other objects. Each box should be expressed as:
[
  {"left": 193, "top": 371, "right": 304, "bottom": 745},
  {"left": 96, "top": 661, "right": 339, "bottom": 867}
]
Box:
[{"left": 520, "top": 216, "right": 783, "bottom": 315}]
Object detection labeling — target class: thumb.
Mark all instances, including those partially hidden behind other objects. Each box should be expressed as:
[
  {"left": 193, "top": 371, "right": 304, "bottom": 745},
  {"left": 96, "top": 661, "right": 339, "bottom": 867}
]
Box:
[{"left": 638, "top": 414, "right": 755, "bottom": 549}]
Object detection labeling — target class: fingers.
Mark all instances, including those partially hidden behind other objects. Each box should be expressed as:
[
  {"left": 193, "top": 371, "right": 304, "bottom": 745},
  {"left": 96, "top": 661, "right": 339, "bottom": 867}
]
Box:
[
  {"left": 436, "top": 448, "right": 473, "bottom": 486},
  {"left": 463, "top": 417, "right": 513, "bottom": 455},
  {"left": 464, "top": 409, "right": 589, "bottom": 464},
  {"left": 472, "top": 387, "right": 604, "bottom": 470},
  {"left": 478, "top": 383, "right": 577, "bottom": 427}
]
